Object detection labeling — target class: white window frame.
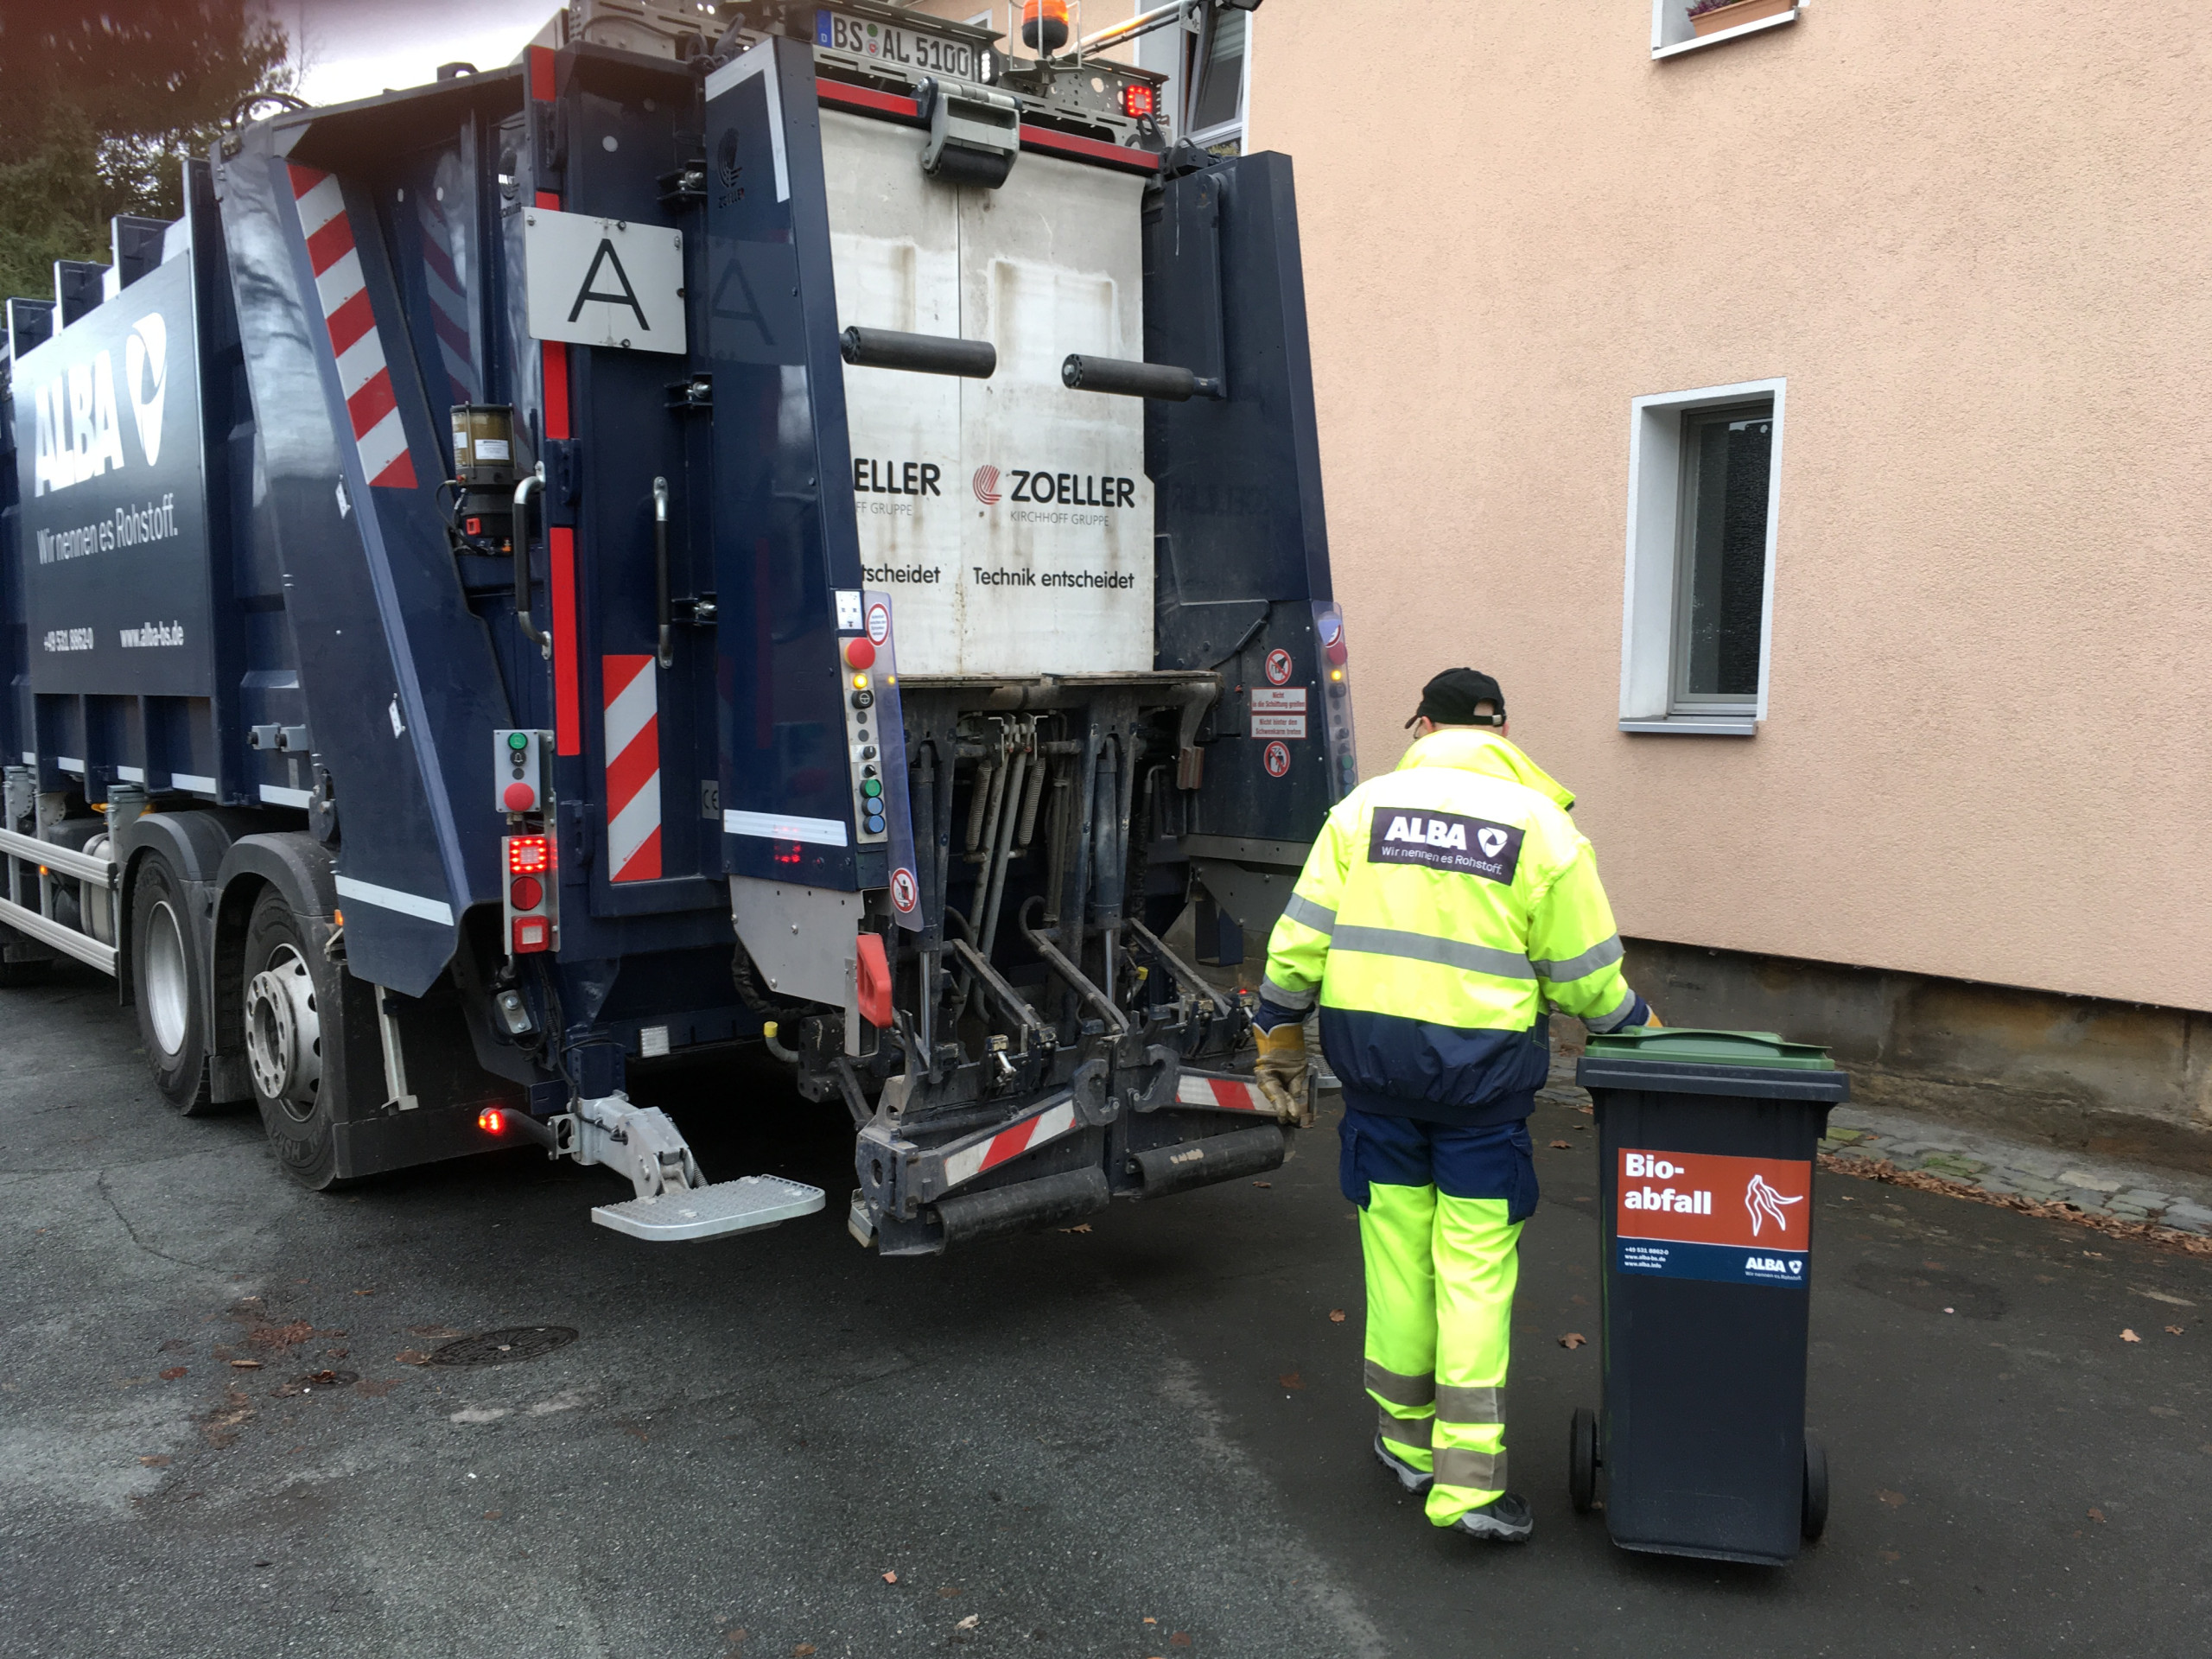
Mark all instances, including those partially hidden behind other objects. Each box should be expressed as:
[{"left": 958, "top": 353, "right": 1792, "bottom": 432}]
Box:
[
  {"left": 1618, "top": 378, "right": 1786, "bottom": 736},
  {"left": 1182, "top": 6, "right": 1253, "bottom": 153},
  {"left": 1650, "top": 0, "right": 1801, "bottom": 60}
]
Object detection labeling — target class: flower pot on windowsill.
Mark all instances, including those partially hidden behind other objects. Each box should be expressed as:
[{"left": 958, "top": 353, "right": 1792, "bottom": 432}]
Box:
[{"left": 1689, "top": 0, "right": 1793, "bottom": 36}]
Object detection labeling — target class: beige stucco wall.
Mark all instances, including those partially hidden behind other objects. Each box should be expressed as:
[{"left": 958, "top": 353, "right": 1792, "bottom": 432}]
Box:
[{"left": 1248, "top": 2, "right": 2212, "bottom": 1012}]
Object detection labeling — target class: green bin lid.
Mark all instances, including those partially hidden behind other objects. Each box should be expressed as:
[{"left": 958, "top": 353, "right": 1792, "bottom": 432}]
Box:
[{"left": 1580, "top": 1027, "right": 1835, "bottom": 1071}]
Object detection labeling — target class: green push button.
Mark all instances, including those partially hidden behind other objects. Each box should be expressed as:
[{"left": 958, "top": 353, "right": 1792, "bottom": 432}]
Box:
[
  {"left": 861, "top": 779, "right": 883, "bottom": 799},
  {"left": 506, "top": 731, "right": 529, "bottom": 752}
]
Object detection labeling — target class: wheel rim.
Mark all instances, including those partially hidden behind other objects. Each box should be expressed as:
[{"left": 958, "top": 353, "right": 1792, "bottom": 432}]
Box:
[
  {"left": 143, "top": 901, "right": 191, "bottom": 1058},
  {"left": 245, "top": 944, "right": 322, "bottom": 1121}
]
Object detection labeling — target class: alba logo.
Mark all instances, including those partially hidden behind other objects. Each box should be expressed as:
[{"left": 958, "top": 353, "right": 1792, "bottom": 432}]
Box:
[
  {"left": 29, "top": 308, "right": 168, "bottom": 497},
  {"left": 971, "top": 464, "right": 1002, "bottom": 505},
  {"left": 1476, "top": 826, "right": 1510, "bottom": 859},
  {"left": 126, "top": 313, "right": 167, "bottom": 467}
]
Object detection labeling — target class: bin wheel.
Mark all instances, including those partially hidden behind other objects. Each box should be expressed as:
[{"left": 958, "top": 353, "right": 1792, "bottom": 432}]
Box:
[
  {"left": 1802, "top": 1431, "right": 1828, "bottom": 1541},
  {"left": 1568, "top": 1406, "right": 1599, "bottom": 1513}
]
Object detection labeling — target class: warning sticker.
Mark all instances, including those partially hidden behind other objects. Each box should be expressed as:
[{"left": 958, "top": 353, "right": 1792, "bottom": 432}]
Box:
[
  {"left": 1265, "top": 647, "right": 1294, "bottom": 685},
  {"left": 1251, "top": 686, "right": 1307, "bottom": 714},
  {"left": 868, "top": 601, "right": 891, "bottom": 645},
  {"left": 1251, "top": 714, "right": 1307, "bottom": 740},
  {"left": 1262, "top": 741, "right": 1291, "bottom": 778},
  {"left": 1614, "top": 1147, "right": 1813, "bottom": 1287}
]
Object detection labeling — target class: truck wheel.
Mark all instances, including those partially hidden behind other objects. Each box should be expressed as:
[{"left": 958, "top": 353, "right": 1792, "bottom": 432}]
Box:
[
  {"left": 130, "top": 855, "right": 213, "bottom": 1114},
  {"left": 242, "top": 887, "right": 340, "bottom": 1189},
  {"left": 1801, "top": 1431, "right": 1828, "bottom": 1541},
  {"left": 1568, "top": 1405, "right": 1599, "bottom": 1513}
]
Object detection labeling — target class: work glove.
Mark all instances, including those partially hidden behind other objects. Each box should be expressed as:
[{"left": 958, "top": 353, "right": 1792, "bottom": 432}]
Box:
[{"left": 1254, "top": 1020, "right": 1313, "bottom": 1128}]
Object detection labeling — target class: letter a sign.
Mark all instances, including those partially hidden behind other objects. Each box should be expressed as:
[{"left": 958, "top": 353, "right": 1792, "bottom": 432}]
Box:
[{"left": 524, "top": 207, "right": 687, "bottom": 354}]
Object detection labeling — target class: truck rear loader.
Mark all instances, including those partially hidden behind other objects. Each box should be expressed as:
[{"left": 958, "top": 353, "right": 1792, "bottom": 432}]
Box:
[{"left": 0, "top": 0, "right": 1355, "bottom": 1251}]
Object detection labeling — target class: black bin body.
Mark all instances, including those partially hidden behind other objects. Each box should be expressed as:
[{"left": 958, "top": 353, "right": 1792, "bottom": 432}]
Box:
[{"left": 1575, "top": 1029, "right": 1849, "bottom": 1565}]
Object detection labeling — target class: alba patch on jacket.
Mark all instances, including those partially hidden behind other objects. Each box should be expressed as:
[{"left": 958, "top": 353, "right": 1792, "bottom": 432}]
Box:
[{"left": 1367, "top": 810, "right": 1524, "bottom": 884}]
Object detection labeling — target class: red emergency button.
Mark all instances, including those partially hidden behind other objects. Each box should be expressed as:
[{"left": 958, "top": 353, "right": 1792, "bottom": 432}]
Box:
[
  {"left": 504, "top": 781, "right": 536, "bottom": 811},
  {"left": 843, "top": 637, "right": 876, "bottom": 671},
  {"left": 512, "top": 915, "right": 551, "bottom": 953}
]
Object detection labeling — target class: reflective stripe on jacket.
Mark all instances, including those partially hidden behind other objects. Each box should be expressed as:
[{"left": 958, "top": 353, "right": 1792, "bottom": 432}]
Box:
[{"left": 1261, "top": 729, "right": 1642, "bottom": 1128}]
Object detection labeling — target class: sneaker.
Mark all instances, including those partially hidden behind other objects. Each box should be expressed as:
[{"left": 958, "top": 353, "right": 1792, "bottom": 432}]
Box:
[
  {"left": 1373, "top": 1432, "right": 1434, "bottom": 1494},
  {"left": 1448, "top": 1492, "right": 1535, "bottom": 1543}
]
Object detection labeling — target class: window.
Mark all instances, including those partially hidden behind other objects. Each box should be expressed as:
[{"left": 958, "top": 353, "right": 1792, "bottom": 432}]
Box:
[
  {"left": 1619, "top": 380, "right": 1785, "bottom": 734},
  {"left": 1650, "top": 0, "right": 1800, "bottom": 60},
  {"left": 1136, "top": 3, "right": 1253, "bottom": 156}
]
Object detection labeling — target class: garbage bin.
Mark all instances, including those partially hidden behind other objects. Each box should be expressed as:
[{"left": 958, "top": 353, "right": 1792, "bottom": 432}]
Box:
[{"left": 1567, "top": 1027, "right": 1850, "bottom": 1565}]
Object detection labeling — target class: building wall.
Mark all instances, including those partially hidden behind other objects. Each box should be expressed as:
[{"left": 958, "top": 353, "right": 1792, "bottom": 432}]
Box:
[{"left": 1248, "top": 2, "right": 2212, "bottom": 1014}]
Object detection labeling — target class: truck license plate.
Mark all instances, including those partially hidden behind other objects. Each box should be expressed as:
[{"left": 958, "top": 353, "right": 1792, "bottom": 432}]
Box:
[{"left": 816, "top": 10, "right": 982, "bottom": 81}]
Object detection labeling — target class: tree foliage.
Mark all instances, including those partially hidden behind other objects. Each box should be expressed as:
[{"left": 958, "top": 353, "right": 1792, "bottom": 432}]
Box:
[{"left": 0, "top": 1, "right": 292, "bottom": 304}]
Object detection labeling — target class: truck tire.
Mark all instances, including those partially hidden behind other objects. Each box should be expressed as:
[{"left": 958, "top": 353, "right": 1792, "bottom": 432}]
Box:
[
  {"left": 130, "top": 855, "right": 214, "bottom": 1114},
  {"left": 241, "top": 886, "right": 343, "bottom": 1189}
]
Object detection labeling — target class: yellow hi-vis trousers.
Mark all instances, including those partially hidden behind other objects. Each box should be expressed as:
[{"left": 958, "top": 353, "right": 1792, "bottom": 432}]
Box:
[{"left": 1346, "top": 1111, "right": 1534, "bottom": 1526}]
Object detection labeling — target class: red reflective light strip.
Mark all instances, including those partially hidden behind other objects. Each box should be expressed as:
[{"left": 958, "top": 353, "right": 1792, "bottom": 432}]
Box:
[
  {"left": 550, "top": 525, "right": 580, "bottom": 755},
  {"left": 816, "top": 79, "right": 918, "bottom": 119},
  {"left": 1018, "top": 123, "right": 1159, "bottom": 174},
  {"left": 528, "top": 43, "right": 556, "bottom": 104},
  {"left": 810, "top": 79, "right": 1160, "bottom": 175}
]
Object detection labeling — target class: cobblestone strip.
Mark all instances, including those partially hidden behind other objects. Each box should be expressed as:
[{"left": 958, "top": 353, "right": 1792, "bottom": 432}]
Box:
[{"left": 1817, "top": 1147, "right": 2212, "bottom": 1259}]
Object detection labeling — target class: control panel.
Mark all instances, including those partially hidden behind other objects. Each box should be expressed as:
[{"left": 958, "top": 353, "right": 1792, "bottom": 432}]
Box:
[
  {"left": 503, "top": 832, "right": 558, "bottom": 956},
  {"left": 833, "top": 588, "right": 923, "bottom": 928},
  {"left": 495, "top": 728, "right": 551, "bottom": 817}
]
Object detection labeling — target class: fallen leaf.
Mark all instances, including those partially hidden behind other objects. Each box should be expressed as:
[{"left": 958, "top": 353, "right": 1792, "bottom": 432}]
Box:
[
  {"left": 2088, "top": 1507, "right": 2106, "bottom": 1522},
  {"left": 1171, "top": 1636, "right": 1192, "bottom": 1649},
  {"left": 881, "top": 1571, "right": 898, "bottom": 1584},
  {"left": 160, "top": 1366, "right": 188, "bottom": 1381},
  {"left": 2083, "top": 1251, "right": 2105, "bottom": 1260},
  {"left": 2168, "top": 1326, "right": 2185, "bottom": 1336},
  {"left": 395, "top": 1351, "right": 431, "bottom": 1366},
  {"left": 1878, "top": 1549, "right": 1899, "bottom": 1563},
  {"left": 1550, "top": 1141, "right": 1571, "bottom": 1150},
  {"left": 794, "top": 1647, "right": 816, "bottom": 1656},
  {"left": 137, "top": 1455, "right": 170, "bottom": 1466},
  {"left": 1055, "top": 1224, "right": 1092, "bottom": 1235},
  {"left": 482, "top": 1510, "right": 501, "bottom": 1519},
  {"left": 353, "top": 1288, "right": 377, "bottom": 1296},
  {"left": 228, "top": 1359, "right": 262, "bottom": 1370},
  {"left": 1877, "top": 1489, "right": 1906, "bottom": 1508},
  {"left": 1279, "top": 1372, "right": 1304, "bottom": 1390},
  {"left": 324, "top": 1348, "right": 348, "bottom": 1360},
  {"left": 1143, "top": 1618, "right": 1157, "bottom": 1625},
  {"left": 1558, "top": 1333, "right": 1586, "bottom": 1350},
  {"left": 955, "top": 1615, "right": 979, "bottom": 1630},
  {"left": 353, "top": 1378, "right": 399, "bottom": 1397},
  {"left": 1251, "top": 1181, "right": 1271, "bottom": 1188},
  {"left": 246, "top": 1321, "right": 315, "bottom": 1351},
  {"left": 1328, "top": 1310, "right": 1346, "bottom": 1323},
  {"left": 2121, "top": 1329, "right": 2141, "bottom": 1344},
  {"left": 157, "top": 1338, "right": 189, "bottom": 1352},
  {"left": 408, "top": 1325, "right": 464, "bottom": 1339},
  {"left": 938, "top": 1587, "right": 962, "bottom": 1599}
]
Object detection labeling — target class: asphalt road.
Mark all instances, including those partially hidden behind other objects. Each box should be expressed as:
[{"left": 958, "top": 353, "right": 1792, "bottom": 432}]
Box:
[{"left": 3, "top": 963, "right": 2209, "bottom": 1658}]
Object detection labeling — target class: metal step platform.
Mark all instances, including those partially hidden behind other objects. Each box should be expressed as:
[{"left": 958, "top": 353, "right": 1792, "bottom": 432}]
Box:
[{"left": 591, "top": 1174, "right": 825, "bottom": 1243}]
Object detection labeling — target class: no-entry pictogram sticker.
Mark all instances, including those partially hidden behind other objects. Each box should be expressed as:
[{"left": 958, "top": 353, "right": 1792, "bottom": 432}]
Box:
[
  {"left": 1263, "top": 741, "right": 1292, "bottom": 778},
  {"left": 890, "top": 867, "right": 918, "bottom": 912},
  {"left": 1265, "top": 647, "right": 1294, "bottom": 685}
]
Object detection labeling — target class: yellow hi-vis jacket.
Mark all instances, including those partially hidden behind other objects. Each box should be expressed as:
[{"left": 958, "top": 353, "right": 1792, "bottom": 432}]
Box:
[{"left": 1260, "top": 729, "right": 1647, "bottom": 1128}]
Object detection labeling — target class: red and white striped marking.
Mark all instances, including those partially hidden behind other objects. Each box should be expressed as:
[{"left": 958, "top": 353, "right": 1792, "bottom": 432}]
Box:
[
  {"left": 602, "top": 654, "right": 662, "bottom": 882},
  {"left": 941, "top": 1097, "right": 1079, "bottom": 1191},
  {"left": 1175, "top": 1073, "right": 1268, "bottom": 1112},
  {"left": 288, "top": 166, "right": 416, "bottom": 489}
]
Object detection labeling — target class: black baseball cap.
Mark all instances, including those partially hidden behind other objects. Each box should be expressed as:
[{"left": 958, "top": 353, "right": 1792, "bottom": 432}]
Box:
[{"left": 1406, "top": 668, "right": 1507, "bottom": 728}]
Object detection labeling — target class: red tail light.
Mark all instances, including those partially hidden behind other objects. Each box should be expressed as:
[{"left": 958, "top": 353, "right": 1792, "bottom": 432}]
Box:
[
  {"left": 1121, "top": 83, "right": 1156, "bottom": 120},
  {"left": 478, "top": 1109, "right": 505, "bottom": 1135},
  {"left": 507, "top": 835, "right": 552, "bottom": 875}
]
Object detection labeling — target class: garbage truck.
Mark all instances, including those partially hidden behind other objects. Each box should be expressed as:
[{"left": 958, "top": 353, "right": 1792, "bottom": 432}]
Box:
[{"left": 0, "top": 0, "right": 1354, "bottom": 1252}]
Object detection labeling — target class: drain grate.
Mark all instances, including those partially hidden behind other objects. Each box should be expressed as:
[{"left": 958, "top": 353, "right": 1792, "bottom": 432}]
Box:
[{"left": 428, "top": 1325, "right": 580, "bottom": 1367}]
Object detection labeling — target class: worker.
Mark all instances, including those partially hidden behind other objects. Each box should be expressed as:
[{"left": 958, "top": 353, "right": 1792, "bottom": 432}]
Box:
[{"left": 1251, "top": 668, "right": 1655, "bottom": 1544}]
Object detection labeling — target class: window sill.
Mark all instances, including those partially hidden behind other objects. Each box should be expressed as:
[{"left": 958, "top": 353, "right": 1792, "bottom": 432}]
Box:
[
  {"left": 1619, "top": 717, "right": 1758, "bottom": 736},
  {"left": 1653, "top": 8, "right": 1799, "bottom": 59}
]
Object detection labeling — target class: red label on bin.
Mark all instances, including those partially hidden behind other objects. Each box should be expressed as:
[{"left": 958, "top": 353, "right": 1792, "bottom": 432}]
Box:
[{"left": 1617, "top": 1148, "right": 1812, "bottom": 1248}]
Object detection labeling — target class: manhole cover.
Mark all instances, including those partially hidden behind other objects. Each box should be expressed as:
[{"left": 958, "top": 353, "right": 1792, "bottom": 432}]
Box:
[{"left": 428, "top": 1325, "right": 580, "bottom": 1367}]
